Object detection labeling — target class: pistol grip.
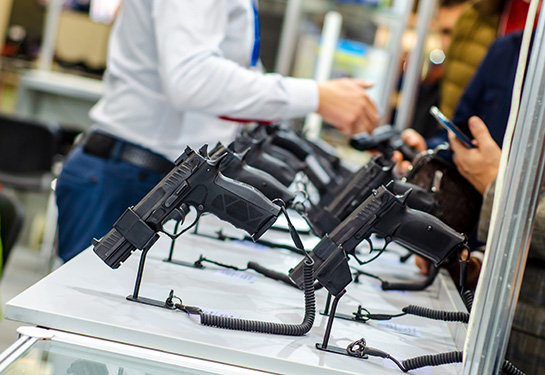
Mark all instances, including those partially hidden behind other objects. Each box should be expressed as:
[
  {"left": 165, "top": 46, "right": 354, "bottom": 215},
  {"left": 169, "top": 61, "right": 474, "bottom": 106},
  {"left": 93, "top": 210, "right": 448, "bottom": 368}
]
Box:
[
  {"left": 206, "top": 173, "right": 281, "bottom": 240},
  {"left": 378, "top": 208, "right": 465, "bottom": 266}
]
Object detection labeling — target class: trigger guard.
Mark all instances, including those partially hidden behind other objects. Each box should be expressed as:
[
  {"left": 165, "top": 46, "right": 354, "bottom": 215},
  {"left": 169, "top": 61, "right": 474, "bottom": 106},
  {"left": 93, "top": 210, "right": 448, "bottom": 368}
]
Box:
[
  {"left": 172, "top": 212, "right": 201, "bottom": 239},
  {"left": 161, "top": 207, "right": 200, "bottom": 239}
]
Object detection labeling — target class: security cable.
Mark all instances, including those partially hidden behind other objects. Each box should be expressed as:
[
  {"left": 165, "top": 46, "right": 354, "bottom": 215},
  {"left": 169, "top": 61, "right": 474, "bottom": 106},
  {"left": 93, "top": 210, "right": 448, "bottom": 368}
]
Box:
[
  {"left": 344, "top": 337, "right": 524, "bottom": 375},
  {"left": 168, "top": 204, "right": 317, "bottom": 336},
  {"left": 192, "top": 254, "right": 321, "bottom": 289},
  {"left": 350, "top": 304, "right": 469, "bottom": 324},
  {"left": 343, "top": 294, "right": 524, "bottom": 373},
  {"left": 198, "top": 257, "right": 315, "bottom": 335}
]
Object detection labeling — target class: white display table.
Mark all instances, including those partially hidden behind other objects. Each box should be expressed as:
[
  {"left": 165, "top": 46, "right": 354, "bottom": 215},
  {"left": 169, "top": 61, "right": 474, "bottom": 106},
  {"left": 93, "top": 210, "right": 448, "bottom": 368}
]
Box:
[{"left": 4, "top": 216, "right": 466, "bottom": 374}]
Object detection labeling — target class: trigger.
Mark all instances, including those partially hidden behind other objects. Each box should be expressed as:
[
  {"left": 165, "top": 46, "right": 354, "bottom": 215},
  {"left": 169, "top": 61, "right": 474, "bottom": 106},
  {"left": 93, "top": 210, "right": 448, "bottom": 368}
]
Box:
[{"left": 166, "top": 207, "right": 187, "bottom": 223}]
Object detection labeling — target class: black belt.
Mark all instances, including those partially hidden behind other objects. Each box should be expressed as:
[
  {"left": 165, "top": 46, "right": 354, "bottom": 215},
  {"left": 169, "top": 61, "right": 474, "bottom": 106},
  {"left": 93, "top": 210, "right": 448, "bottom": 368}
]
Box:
[{"left": 81, "top": 132, "right": 174, "bottom": 175}]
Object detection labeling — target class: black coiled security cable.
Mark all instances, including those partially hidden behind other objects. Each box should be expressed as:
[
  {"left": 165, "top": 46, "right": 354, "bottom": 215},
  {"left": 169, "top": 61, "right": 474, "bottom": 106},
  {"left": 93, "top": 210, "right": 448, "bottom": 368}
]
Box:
[
  {"left": 502, "top": 359, "right": 526, "bottom": 375},
  {"left": 402, "top": 351, "right": 524, "bottom": 374},
  {"left": 402, "top": 305, "right": 469, "bottom": 323},
  {"left": 199, "top": 257, "right": 316, "bottom": 336},
  {"left": 402, "top": 351, "right": 462, "bottom": 371},
  {"left": 353, "top": 304, "right": 469, "bottom": 323},
  {"left": 461, "top": 289, "right": 474, "bottom": 312},
  {"left": 346, "top": 339, "right": 525, "bottom": 374}
]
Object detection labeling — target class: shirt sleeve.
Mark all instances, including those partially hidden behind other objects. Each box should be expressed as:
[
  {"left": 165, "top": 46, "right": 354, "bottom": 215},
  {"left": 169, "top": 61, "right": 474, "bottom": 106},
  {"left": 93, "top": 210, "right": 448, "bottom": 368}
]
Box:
[{"left": 152, "top": 0, "right": 318, "bottom": 121}]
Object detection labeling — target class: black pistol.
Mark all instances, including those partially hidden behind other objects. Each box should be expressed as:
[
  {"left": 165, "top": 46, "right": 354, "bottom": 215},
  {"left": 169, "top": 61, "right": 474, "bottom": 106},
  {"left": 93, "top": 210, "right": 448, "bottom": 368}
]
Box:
[
  {"left": 93, "top": 146, "right": 281, "bottom": 269},
  {"left": 231, "top": 130, "right": 298, "bottom": 187},
  {"left": 236, "top": 125, "right": 339, "bottom": 195},
  {"left": 265, "top": 125, "right": 339, "bottom": 195},
  {"left": 350, "top": 124, "right": 418, "bottom": 161},
  {"left": 208, "top": 142, "right": 295, "bottom": 205},
  {"left": 307, "top": 155, "right": 438, "bottom": 236},
  {"left": 289, "top": 184, "right": 466, "bottom": 296}
]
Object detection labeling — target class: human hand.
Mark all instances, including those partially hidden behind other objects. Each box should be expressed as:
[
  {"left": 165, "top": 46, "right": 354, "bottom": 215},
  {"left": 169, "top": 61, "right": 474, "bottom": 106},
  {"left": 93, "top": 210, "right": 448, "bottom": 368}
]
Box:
[
  {"left": 392, "top": 129, "right": 427, "bottom": 176},
  {"left": 414, "top": 255, "right": 430, "bottom": 275},
  {"left": 317, "top": 78, "right": 379, "bottom": 135},
  {"left": 449, "top": 116, "right": 500, "bottom": 194},
  {"left": 402, "top": 128, "right": 427, "bottom": 152}
]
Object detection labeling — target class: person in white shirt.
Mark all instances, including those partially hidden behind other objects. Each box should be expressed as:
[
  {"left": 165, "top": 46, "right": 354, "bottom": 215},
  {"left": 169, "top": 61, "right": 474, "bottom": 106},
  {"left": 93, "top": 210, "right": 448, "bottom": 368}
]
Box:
[{"left": 55, "top": 0, "right": 380, "bottom": 262}]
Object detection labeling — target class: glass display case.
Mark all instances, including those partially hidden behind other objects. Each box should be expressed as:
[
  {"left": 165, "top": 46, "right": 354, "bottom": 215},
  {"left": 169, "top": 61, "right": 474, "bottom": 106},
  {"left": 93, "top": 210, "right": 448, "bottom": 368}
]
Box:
[{"left": 0, "top": 327, "right": 270, "bottom": 375}]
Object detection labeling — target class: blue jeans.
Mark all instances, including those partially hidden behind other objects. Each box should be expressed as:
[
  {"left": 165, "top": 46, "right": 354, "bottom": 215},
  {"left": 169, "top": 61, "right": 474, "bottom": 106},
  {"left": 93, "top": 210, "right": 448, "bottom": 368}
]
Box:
[{"left": 56, "top": 144, "right": 164, "bottom": 262}]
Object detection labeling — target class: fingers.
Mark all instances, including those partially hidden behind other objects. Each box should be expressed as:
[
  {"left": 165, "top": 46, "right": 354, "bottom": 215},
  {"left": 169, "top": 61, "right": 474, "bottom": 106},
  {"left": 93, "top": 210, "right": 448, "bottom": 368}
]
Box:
[
  {"left": 391, "top": 150, "right": 403, "bottom": 164},
  {"left": 353, "top": 79, "right": 375, "bottom": 89},
  {"left": 394, "top": 160, "right": 412, "bottom": 178},
  {"left": 448, "top": 117, "right": 501, "bottom": 194},
  {"left": 447, "top": 130, "right": 463, "bottom": 152},
  {"left": 467, "top": 116, "right": 493, "bottom": 146},
  {"left": 316, "top": 78, "right": 379, "bottom": 134},
  {"left": 449, "top": 130, "right": 470, "bottom": 176},
  {"left": 348, "top": 98, "right": 379, "bottom": 134},
  {"left": 414, "top": 255, "right": 430, "bottom": 275},
  {"left": 401, "top": 129, "right": 427, "bottom": 152},
  {"left": 391, "top": 150, "right": 412, "bottom": 177}
]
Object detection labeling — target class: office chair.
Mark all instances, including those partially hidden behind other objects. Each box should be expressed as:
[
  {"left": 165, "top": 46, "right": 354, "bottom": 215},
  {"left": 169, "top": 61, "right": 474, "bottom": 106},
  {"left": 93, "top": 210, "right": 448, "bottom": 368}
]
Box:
[
  {"left": 0, "top": 113, "right": 62, "bottom": 191},
  {"left": 0, "top": 113, "right": 64, "bottom": 271},
  {"left": 0, "top": 190, "right": 24, "bottom": 274}
]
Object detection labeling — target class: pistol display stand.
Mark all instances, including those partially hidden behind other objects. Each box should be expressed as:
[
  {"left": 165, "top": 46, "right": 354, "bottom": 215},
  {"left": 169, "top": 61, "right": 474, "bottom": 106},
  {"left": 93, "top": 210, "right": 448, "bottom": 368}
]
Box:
[
  {"left": 315, "top": 290, "right": 367, "bottom": 358},
  {"left": 319, "top": 291, "right": 364, "bottom": 323},
  {"left": 127, "top": 247, "right": 186, "bottom": 312},
  {"left": 163, "top": 219, "right": 205, "bottom": 269}
]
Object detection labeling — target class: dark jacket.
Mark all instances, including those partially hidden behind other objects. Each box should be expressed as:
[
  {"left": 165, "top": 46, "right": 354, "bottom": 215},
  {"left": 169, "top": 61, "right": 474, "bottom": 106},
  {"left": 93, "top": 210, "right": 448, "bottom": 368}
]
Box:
[
  {"left": 427, "top": 30, "right": 528, "bottom": 149},
  {"left": 439, "top": 0, "right": 504, "bottom": 118}
]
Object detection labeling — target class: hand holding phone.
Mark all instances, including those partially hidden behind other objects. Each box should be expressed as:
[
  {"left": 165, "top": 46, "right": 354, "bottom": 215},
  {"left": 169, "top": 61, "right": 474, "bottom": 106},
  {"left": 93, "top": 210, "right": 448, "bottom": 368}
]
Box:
[{"left": 429, "top": 106, "right": 476, "bottom": 148}]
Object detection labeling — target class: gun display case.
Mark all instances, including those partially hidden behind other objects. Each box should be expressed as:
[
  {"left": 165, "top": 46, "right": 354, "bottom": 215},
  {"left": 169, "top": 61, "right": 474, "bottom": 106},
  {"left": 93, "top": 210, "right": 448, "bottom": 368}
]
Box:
[
  {"left": 0, "top": 327, "right": 270, "bottom": 375},
  {"left": 2, "top": 215, "right": 466, "bottom": 375}
]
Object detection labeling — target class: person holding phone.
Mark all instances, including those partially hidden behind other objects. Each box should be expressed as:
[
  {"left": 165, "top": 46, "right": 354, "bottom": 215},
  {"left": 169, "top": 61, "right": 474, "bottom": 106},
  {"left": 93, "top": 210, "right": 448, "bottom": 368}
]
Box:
[
  {"left": 449, "top": 113, "right": 545, "bottom": 374},
  {"left": 448, "top": 116, "right": 500, "bottom": 194},
  {"left": 408, "top": 25, "right": 545, "bottom": 373},
  {"left": 394, "top": 28, "right": 533, "bottom": 174},
  {"left": 429, "top": 106, "right": 476, "bottom": 148}
]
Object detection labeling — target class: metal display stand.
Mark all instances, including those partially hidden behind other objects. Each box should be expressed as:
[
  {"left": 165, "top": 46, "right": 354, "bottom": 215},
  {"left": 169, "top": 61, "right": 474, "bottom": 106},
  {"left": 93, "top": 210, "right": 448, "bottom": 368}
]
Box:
[{"left": 393, "top": 0, "right": 437, "bottom": 131}]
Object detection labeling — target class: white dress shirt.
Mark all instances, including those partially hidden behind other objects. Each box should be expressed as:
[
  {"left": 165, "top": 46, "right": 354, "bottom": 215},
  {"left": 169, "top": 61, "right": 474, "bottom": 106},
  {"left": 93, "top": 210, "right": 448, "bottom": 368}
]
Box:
[{"left": 90, "top": 0, "right": 319, "bottom": 162}]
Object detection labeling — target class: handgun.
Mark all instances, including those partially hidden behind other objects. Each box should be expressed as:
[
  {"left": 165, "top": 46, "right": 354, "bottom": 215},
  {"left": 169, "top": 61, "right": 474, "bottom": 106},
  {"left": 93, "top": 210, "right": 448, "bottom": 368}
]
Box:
[
  {"left": 208, "top": 143, "right": 295, "bottom": 205},
  {"left": 93, "top": 146, "right": 281, "bottom": 269},
  {"left": 231, "top": 130, "right": 298, "bottom": 187},
  {"left": 289, "top": 184, "right": 466, "bottom": 296},
  {"left": 264, "top": 125, "right": 340, "bottom": 194},
  {"left": 239, "top": 125, "right": 342, "bottom": 195},
  {"left": 306, "top": 155, "right": 438, "bottom": 236},
  {"left": 350, "top": 125, "right": 418, "bottom": 161},
  {"left": 268, "top": 124, "right": 352, "bottom": 187}
]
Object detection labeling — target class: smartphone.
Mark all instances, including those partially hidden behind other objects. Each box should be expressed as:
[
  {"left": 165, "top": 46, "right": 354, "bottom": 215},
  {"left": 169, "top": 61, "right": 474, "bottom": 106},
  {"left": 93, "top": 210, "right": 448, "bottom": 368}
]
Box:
[{"left": 429, "top": 106, "right": 476, "bottom": 148}]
